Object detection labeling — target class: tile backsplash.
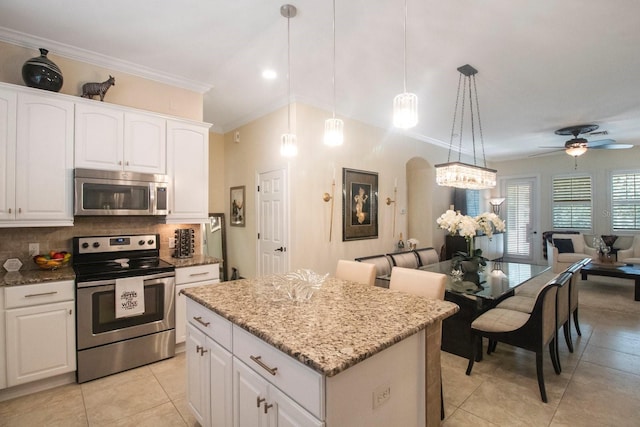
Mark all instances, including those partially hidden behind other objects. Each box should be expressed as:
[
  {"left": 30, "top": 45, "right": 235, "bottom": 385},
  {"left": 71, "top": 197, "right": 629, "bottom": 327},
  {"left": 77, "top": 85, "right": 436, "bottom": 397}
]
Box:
[{"left": 0, "top": 217, "right": 202, "bottom": 271}]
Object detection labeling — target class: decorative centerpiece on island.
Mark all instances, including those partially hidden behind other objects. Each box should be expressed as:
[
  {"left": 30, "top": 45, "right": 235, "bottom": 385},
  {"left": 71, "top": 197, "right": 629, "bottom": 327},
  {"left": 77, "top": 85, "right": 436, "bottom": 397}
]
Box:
[{"left": 437, "top": 210, "right": 505, "bottom": 278}]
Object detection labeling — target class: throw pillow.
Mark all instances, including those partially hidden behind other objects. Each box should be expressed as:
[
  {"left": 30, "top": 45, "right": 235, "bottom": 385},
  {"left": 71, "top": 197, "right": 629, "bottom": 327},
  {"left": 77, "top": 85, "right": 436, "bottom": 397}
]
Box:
[{"left": 554, "top": 238, "right": 575, "bottom": 254}]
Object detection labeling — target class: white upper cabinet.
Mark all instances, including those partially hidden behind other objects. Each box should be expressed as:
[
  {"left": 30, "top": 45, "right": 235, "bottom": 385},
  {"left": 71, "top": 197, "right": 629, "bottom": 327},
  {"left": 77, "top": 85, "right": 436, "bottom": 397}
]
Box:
[
  {"left": 75, "top": 104, "right": 166, "bottom": 174},
  {"left": 166, "top": 120, "right": 210, "bottom": 223},
  {"left": 0, "top": 89, "right": 74, "bottom": 227}
]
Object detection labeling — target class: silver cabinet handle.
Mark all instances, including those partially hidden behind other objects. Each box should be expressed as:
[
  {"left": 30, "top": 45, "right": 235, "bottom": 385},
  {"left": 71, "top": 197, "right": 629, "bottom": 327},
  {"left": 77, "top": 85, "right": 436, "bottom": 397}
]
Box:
[
  {"left": 250, "top": 355, "right": 278, "bottom": 376},
  {"left": 8, "top": 208, "right": 11, "bottom": 214},
  {"left": 25, "top": 291, "right": 58, "bottom": 298},
  {"left": 189, "top": 272, "right": 210, "bottom": 277},
  {"left": 193, "top": 316, "right": 210, "bottom": 327},
  {"left": 118, "top": 160, "right": 122, "bottom": 165},
  {"left": 264, "top": 403, "right": 273, "bottom": 414},
  {"left": 196, "top": 345, "right": 208, "bottom": 355},
  {"left": 257, "top": 397, "right": 265, "bottom": 408}
]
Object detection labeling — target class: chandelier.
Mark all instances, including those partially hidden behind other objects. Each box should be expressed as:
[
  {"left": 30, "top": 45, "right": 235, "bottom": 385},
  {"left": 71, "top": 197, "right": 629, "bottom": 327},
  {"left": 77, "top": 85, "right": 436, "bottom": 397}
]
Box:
[
  {"left": 324, "top": 0, "right": 344, "bottom": 146},
  {"left": 280, "top": 4, "right": 298, "bottom": 157},
  {"left": 392, "top": 0, "right": 418, "bottom": 129},
  {"left": 436, "top": 64, "right": 496, "bottom": 189}
]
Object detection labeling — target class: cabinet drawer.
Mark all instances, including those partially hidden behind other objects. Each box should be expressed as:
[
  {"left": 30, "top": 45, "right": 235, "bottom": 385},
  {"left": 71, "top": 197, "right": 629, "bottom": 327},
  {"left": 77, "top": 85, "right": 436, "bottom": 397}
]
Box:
[
  {"left": 233, "top": 325, "right": 324, "bottom": 419},
  {"left": 5, "top": 280, "right": 74, "bottom": 309},
  {"left": 186, "top": 298, "right": 232, "bottom": 350},
  {"left": 176, "top": 264, "right": 219, "bottom": 284}
]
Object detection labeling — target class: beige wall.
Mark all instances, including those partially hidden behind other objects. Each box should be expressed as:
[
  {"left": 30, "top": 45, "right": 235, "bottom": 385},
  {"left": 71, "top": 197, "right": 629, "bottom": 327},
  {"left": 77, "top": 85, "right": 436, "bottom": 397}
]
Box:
[
  {"left": 223, "top": 103, "right": 456, "bottom": 278},
  {"left": 0, "top": 41, "right": 203, "bottom": 121},
  {"left": 208, "top": 131, "right": 225, "bottom": 214}
]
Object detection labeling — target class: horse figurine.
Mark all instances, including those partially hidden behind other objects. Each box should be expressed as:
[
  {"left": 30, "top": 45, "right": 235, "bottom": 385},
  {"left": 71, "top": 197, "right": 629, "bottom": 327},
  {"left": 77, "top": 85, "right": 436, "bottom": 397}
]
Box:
[{"left": 81, "top": 75, "right": 115, "bottom": 101}]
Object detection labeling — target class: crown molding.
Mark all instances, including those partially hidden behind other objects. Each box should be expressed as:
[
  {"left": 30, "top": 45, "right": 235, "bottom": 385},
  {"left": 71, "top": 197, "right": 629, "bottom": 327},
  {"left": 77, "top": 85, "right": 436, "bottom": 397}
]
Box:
[{"left": 0, "top": 26, "right": 213, "bottom": 94}]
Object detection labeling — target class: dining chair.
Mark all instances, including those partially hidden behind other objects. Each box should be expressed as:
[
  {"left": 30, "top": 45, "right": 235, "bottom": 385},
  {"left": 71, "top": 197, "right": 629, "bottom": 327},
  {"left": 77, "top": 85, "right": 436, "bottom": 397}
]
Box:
[
  {"left": 466, "top": 271, "right": 572, "bottom": 403},
  {"left": 354, "top": 254, "right": 393, "bottom": 287},
  {"left": 566, "top": 258, "right": 592, "bottom": 339},
  {"left": 335, "top": 259, "right": 376, "bottom": 286},
  {"left": 388, "top": 250, "right": 420, "bottom": 269},
  {"left": 388, "top": 266, "right": 447, "bottom": 419},
  {"left": 413, "top": 247, "right": 440, "bottom": 267}
]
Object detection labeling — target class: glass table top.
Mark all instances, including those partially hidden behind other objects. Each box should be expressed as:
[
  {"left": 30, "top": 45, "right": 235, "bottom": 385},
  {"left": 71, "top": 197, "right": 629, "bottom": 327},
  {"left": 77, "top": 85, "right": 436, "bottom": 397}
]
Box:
[{"left": 419, "top": 260, "right": 551, "bottom": 300}]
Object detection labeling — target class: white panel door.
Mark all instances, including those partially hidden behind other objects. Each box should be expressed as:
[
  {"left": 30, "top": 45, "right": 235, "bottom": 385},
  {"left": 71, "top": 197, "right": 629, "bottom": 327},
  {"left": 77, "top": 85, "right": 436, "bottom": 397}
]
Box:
[
  {"left": 258, "top": 169, "right": 288, "bottom": 276},
  {"left": 208, "top": 336, "right": 233, "bottom": 427},
  {"left": 186, "top": 324, "right": 210, "bottom": 427},
  {"left": 123, "top": 112, "right": 166, "bottom": 174},
  {"left": 234, "top": 359, "right": 269, "bottom": 427},
  {"left": 74, "top": 103, "right": 124, "bottom": 171}
]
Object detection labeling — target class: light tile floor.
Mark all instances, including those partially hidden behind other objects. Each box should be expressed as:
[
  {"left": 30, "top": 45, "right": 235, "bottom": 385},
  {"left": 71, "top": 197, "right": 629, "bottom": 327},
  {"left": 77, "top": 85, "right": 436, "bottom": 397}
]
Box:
[{"left": 1, "top": 279, "right": 639, "bottom": 426}]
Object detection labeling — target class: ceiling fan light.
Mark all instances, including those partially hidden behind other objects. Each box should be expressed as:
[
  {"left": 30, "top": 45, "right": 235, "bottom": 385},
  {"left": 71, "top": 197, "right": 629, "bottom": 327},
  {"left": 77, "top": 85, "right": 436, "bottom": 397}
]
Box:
[
  {"left": 324, "top": 118, "right": 344, "bottom": 146},
  {"left": 393, "top": 92, "right": 418, "bottom": 129},
  {"left": 565, "top": 145, "right": 587, "bottom": 157}
]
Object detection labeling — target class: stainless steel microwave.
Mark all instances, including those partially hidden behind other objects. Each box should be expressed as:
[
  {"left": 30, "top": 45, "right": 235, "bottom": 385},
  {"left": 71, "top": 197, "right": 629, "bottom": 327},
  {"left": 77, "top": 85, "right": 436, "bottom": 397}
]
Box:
[{"left": 74, "top": 169, "right": 169, "bottom": 216}]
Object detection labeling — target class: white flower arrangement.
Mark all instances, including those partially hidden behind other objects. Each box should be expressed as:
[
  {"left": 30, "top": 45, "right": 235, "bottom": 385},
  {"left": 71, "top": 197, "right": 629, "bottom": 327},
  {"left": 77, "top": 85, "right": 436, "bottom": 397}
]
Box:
[{"left": 436, "top": 210, "right": 506, "bottom": 239}]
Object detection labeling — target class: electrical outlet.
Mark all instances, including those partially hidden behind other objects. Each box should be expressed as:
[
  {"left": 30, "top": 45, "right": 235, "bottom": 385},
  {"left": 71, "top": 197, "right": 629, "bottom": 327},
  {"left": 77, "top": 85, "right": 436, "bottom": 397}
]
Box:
[
  {"left": 372, "top": 384, "right": 391, "bottom": 409},
  {"left": 168, "top": 238, "right": 176, "bottom": 249},
  {"left": 29, "top": 243, "right": 40, "bottom": 256}
]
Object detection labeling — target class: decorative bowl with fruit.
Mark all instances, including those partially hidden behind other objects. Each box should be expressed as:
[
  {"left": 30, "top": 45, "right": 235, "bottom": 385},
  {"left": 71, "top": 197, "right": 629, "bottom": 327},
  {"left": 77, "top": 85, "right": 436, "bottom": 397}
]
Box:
[{"left": 33, "top": 251, "right": 71, "bottom": 270}]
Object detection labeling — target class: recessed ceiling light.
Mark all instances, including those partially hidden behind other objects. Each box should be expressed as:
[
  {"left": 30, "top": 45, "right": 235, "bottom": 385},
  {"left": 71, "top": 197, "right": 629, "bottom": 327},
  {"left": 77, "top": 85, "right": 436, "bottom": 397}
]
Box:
[{"left": 262, "top": 69, "right": 277, "bottom": 80}]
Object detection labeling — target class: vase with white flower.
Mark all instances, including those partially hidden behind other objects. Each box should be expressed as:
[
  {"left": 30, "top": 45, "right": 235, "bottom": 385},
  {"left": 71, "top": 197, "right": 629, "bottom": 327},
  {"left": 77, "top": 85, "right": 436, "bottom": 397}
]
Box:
[{"left": 436, "top": 210, "right": 505, "bottom": 275}]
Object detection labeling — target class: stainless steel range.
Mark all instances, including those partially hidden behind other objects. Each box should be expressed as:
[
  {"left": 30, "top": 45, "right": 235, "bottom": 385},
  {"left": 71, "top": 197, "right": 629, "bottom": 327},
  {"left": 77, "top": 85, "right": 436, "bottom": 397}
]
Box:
[{"left": 73, "top": 233, "right": 175, "bottom": 383}]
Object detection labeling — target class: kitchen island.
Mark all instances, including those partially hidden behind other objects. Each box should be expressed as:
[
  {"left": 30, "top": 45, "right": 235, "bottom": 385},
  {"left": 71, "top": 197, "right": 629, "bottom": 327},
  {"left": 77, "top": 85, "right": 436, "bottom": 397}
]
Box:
[{"left": 182, "top": 275, "right": 458, "bottom": 426}]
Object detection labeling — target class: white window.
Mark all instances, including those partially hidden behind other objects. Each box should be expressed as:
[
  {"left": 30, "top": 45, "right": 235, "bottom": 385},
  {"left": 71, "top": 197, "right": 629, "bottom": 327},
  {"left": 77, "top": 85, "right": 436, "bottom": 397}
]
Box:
[
  {"left": 611, "top": 171, "right": 640, "bottom": 231},
  {"left": 466, "top": 190, "right": 480, "bottom": 217},
  {"left": 552, "top": 175, "right": 592, "bottom": 230}
]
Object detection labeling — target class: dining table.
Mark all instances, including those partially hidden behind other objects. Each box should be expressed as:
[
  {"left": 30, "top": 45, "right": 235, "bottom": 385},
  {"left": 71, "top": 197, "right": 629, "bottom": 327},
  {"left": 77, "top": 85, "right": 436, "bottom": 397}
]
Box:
[{"left": 418, "top": 260, "right": 551, "bottom": 360}]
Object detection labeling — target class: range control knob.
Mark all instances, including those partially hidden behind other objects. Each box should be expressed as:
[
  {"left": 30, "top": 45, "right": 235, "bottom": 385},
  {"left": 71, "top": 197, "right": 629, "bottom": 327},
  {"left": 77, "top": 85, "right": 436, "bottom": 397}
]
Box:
[
  {"left": 139, "top": 240, "right": 146, "bottom": 246},
  {"left": 81, "top": 242, "right": 89, "bottom": 249},
  {"left": 147, "top": 239, "right": 154, "bottom": 245},
  {"left": 92, "top": 242, "right": 100, "bottom": 248}
]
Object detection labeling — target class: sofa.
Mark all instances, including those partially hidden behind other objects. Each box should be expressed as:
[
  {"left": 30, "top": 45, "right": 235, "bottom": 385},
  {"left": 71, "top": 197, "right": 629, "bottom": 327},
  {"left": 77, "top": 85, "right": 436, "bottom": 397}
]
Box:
[{"left": 547, "top": 233, "right": 597, "bottom": 273}]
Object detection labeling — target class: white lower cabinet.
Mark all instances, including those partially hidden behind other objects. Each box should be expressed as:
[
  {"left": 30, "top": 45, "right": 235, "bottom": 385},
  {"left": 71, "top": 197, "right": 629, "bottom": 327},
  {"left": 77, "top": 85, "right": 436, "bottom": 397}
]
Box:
[
  {"left": 233, "top": 359, "right": 322, "bottom": 427},
  {"left": 176, "top": 264, "right": 220, "bottom": 344},
  {"left": 186, "top": 323, "right": 232, "bottom": 427},
  {"left": 4, "top": 280, "right": 76, "bottom": 386},
  {"left": 0, "top": 290, "right": 5, "bottom": 389}
]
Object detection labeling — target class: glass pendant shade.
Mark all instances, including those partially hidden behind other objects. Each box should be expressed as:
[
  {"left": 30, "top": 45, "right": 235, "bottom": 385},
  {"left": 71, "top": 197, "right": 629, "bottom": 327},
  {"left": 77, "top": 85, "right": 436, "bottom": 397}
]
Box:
[
  {"left": 393, "top": 92, "right": 418, "bottom": 129},
  {"left": 280, "top": 133, "right": 298, "bottom": 157},
  {"left": 324, "top": 118, "right": 344, "bottom": 146},
  {"left": 435, "top": 161, "right": 497, "bottom": 190},
  {"left": 565, "top": 145, "right": 587, "bottom": 157}
]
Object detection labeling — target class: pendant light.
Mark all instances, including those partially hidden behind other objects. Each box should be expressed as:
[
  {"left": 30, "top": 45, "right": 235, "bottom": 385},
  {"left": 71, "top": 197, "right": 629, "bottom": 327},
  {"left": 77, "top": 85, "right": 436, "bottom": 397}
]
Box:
[
  {"left": 393, "top": 0, "right": 418, "bottom": 129},
  {"left": 280, "top": 4, "right": 298, "bottom": 157},
  {"left": 324, "top": 0, "right": 344, "bottom": 146},
  {"left": 435, "top": 64, "right": 497, "bottom": 190}
]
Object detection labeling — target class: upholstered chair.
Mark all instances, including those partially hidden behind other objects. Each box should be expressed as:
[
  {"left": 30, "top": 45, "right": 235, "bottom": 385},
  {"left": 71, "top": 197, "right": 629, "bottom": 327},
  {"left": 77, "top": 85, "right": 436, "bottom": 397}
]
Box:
[
  {"left": 335, "top": 259, "right": 376, "bottom": 286},
  {"left": 618, "top": 235, "right": 640, "bottom": 264},
  {"left": 388, "top": 250, "right": 420, "bottom": 269},
  {"left": 354, "top": 254, "right": 393, "bottom": 287},
  {"left": 413, "top": 247, "right": 440, "bottom": 267},
  {"left": 466, "top": 272, "right": 572, "bottom": 403},
  {"left": 547, "top": 233, "right": 593, "bottom": 273}
]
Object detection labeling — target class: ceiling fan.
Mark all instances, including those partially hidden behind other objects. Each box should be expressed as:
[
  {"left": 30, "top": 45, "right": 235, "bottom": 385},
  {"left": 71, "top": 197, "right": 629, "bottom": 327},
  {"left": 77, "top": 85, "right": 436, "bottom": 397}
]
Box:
[{"left": 538, "top": 124, "right": 633, "bottom": 158}]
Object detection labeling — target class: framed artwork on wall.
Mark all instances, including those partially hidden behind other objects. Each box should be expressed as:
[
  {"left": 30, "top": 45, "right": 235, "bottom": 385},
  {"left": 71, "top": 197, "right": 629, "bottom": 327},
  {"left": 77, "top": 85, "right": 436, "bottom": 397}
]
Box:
[
  {"left": 230, "top": 186, "right": 245, "bottom": 227},
  {"left": 342, "top": 168, "right": 378, "bottom": 241}
]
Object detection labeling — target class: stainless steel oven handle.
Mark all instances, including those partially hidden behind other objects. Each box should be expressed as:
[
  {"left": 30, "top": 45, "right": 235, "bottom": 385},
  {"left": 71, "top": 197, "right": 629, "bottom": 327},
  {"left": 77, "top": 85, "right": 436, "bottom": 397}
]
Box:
[
  {"left": 25, "top": 291, "right": 58, "bottom": 298},
  {"left": 193, "top": 316, "right": 210, "bottom": 327}
]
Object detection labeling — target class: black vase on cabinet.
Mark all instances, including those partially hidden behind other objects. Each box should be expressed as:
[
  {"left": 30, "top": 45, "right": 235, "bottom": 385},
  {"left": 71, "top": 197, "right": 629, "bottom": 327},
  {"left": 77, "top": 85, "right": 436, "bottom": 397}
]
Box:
[{"left": 21, "top": 48, "right": 63, "bottom": 92}]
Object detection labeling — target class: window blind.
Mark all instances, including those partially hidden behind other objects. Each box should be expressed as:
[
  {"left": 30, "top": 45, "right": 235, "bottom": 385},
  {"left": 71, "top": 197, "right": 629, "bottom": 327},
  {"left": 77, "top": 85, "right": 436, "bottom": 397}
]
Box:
[
  {"left": 552, "top": 175, "right": 592, "bottom": 229},
  {"left": 611, "top": 172, "right": 640, "bottom": 230}
]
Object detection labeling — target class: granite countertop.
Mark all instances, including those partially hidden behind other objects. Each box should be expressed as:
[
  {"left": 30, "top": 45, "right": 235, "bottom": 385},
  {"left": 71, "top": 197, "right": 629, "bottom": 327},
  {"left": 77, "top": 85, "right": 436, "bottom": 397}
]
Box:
[
  {"left": 0, "top": 267, "right": 76, "bottom": 287},
  {"left": 165, "top": 255, "right": 222, "bottom": 268},
  {"left": 183, "top": 276, "right": 459, "bottom": 377}
]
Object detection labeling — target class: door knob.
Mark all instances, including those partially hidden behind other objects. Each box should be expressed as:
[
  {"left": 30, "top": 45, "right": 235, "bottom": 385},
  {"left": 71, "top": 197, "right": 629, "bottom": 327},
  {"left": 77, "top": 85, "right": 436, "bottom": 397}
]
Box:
[{"left": 274, "top": 247, "right": 284, "bottom": 252}]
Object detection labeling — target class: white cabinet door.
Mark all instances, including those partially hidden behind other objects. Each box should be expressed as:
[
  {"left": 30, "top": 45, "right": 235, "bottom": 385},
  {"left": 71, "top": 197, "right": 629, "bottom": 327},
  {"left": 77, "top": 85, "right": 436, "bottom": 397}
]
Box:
[
  {"left": 166, "top": 120, "right": 209, "bottom": 222},
  {"left": 5, "top": 300, "right": 75, "bottom": 386},
  {"left": 176, "top": 278, "right": 219, "bottom": 344},
  {"left": 208, "top": 336, "right": 233, "bottom": 427},
  {"left": 234, "top": 358, "right": 270, "bottom": 427},
  {"left": 0, "top": 87, "right": 16, "bottom": 222},
  {"left": 75, "top": 103, "right": 124, "bottom": 171},
  {"left": 14, "top": 93, "right": 73, "bottom": 224},
  {"left": 0, "top": 290, "right": 6, "bottom": 390},
  {"left": 186, "top": 324, "right": 210, "bottom": 427},
  {"left": 270, "top": 387, "right": 324, "bottom": 427},
  {"left": 124, "top": 112, "right": 166, "bottom": 174}
]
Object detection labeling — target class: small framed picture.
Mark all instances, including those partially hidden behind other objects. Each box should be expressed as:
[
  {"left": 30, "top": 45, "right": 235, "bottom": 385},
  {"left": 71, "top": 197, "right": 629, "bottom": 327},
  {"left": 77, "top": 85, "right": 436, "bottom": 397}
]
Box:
[
  {"left": 230, "top": 186, "right": 245, "bottom": 227},
  {"left": 342, "top": 168, "right": 378, "bottom": 241}
]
